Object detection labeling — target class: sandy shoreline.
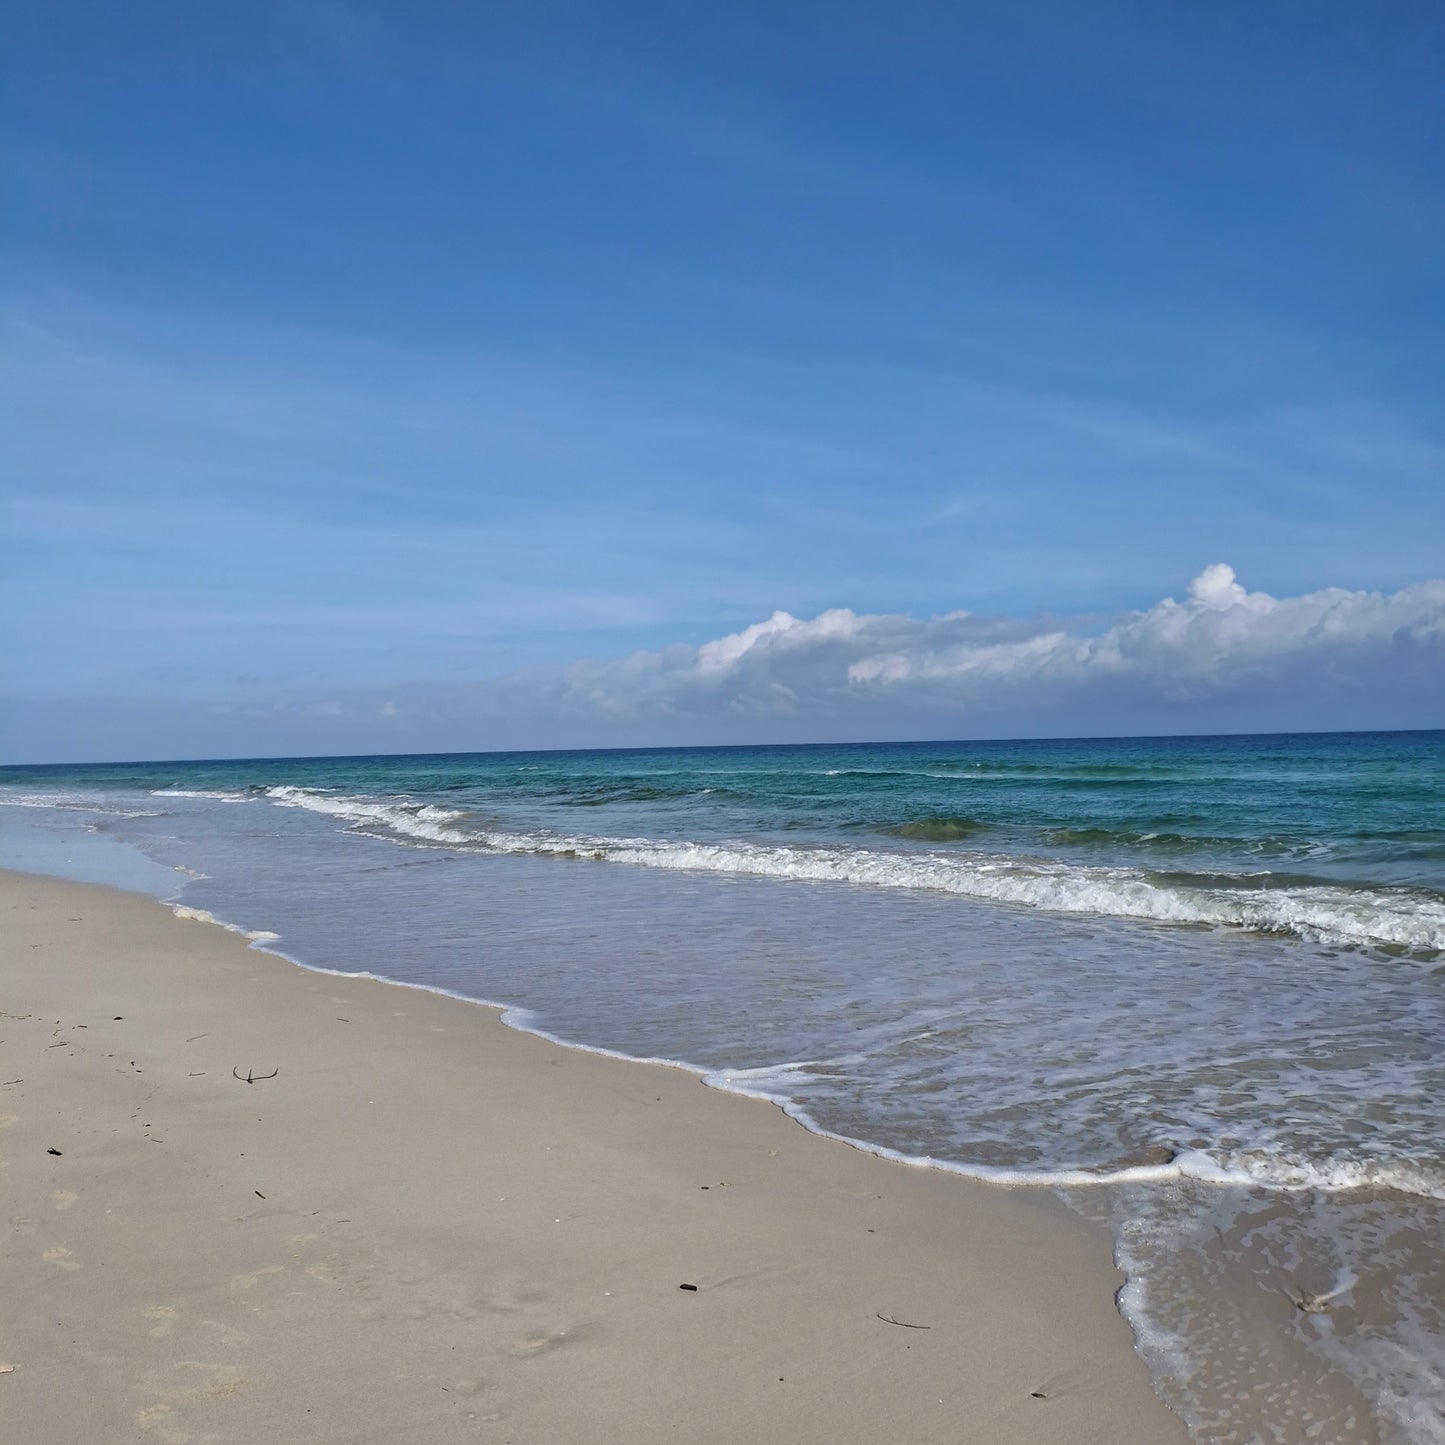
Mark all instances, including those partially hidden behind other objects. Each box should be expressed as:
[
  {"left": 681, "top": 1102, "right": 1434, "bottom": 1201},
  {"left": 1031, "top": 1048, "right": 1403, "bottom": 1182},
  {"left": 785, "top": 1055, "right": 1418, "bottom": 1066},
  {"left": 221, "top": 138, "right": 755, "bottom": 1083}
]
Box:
[{"left": 2, "top": 869, "right": 1185, "bottom": 1443}]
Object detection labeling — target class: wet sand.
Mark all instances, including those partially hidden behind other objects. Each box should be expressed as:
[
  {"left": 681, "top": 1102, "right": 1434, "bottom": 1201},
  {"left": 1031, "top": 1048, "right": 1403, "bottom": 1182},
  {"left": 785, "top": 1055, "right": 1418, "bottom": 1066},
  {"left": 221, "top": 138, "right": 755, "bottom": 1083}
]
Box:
[{"left": 1, "top": 870, "right": 1185, "bottom": 1443}]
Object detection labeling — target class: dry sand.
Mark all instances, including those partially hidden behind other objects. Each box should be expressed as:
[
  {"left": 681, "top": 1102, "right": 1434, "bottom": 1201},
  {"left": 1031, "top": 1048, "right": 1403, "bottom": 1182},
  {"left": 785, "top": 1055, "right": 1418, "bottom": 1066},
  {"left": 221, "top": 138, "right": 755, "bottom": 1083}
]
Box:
[{"left": 1, "top": 869, "right": 1186, "bottom": 1443}]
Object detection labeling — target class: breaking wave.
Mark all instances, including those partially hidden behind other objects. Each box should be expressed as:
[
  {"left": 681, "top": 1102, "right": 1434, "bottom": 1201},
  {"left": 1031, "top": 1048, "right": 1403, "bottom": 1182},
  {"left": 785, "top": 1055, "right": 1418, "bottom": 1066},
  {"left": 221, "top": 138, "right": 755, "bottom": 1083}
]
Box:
[{"left": 257, "top": 786, "right": 1445, "bottom": 954}]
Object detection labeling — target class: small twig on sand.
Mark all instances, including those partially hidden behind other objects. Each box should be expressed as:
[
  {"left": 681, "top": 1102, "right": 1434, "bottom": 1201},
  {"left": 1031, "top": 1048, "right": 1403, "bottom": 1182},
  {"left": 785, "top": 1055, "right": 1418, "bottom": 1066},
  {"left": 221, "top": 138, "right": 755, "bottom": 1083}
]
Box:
[
  {"left": 232, "top": 1065, "right": 279, "bottom": 1084},
  {"left": 876, "top": 1313, "right": 930, "bottom": 1329},
  {"left": 1282, "top": 1269, "right": 1355, "bottom": 1315}
]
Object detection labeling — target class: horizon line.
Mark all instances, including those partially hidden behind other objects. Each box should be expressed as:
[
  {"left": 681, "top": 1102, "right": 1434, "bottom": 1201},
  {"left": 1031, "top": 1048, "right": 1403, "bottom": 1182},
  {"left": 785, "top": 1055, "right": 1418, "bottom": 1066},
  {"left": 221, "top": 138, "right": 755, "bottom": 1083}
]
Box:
[{"left": 3, "top": 724, "right": 1441, "bottom": 772}]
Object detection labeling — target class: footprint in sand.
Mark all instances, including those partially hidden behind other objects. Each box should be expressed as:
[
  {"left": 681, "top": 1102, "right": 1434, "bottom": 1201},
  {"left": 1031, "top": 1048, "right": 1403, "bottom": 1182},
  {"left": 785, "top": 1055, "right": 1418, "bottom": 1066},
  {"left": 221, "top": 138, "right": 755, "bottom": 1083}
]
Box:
[
  {"left": 198, "top": 1319, "right": 250, "bottom": 1349},
  {"left": 137, "top": 1361, "right": 244, "bottom": 1440},
  {"left": 43, "top": 1245, "right": 81, "bottom": 1270},
  {"left": 174, "top": 1360, "right": 242, "bottom": 1395},
  {"left": 485, "top": 1281, "right": 550, "bottom": 1314},
  {"left": 145, "top": 1306, "right": 178, "bottom": 1338},
  {"left": 228, "top": 1265, "right": 283, "bottom": 1292},
  {"left": 505, "top": 1322, "right": 595, "bottom": 1358},
  {"left": 134, "top": 1402, "right": 190, "bottom": 1444},
  {"left": 52, "top": 1189, "right": 77, "bottom": 1210}
]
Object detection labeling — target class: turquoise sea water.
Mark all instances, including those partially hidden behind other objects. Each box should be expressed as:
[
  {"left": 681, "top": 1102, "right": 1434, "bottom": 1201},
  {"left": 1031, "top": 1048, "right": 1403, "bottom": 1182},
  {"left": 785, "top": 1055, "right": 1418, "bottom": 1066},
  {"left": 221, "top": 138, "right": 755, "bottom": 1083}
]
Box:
[{"left": 3, "top": 730, "right": 1442, "bottom": 1442}]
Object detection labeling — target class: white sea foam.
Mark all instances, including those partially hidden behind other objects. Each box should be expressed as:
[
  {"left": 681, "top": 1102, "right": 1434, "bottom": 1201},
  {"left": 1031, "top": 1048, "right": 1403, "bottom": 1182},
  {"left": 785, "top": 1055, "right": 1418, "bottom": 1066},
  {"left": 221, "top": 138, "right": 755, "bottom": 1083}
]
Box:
[
  {"left": 715, "top": 1065, "right": 1445, "bottom": 1199},
  {"left": 1207, "top": 1151, "right": 1445, "bottom": 1200},
  {"left": 255, "top": 786, "right": 1445, "bottom": 953},
  {"left": 152, "top": 788, "right": 252, "bottom": 801},
  {"left": 0, "top": 790, "right": 161, "bottom": 819},
  {"left": 169, "top": 904, "right": 278, "bottom": 943},
  {"left": 262, "top": 785, "right": 471, "bottom": 844}
]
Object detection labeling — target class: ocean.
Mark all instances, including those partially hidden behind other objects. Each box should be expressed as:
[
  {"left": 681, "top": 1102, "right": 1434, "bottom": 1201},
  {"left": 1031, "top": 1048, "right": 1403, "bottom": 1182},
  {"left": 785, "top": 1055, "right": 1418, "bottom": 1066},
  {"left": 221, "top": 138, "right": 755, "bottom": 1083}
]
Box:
[{"left": 2, "top": 730, "right": 1441, "bottom": 1443}]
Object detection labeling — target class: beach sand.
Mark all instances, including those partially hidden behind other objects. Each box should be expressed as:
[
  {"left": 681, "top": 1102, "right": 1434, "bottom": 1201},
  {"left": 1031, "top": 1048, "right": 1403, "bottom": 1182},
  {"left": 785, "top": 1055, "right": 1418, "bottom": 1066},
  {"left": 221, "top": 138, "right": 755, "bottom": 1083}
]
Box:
[{"left": 1, "top": 870, "right": 1185, "bottom": 1443}]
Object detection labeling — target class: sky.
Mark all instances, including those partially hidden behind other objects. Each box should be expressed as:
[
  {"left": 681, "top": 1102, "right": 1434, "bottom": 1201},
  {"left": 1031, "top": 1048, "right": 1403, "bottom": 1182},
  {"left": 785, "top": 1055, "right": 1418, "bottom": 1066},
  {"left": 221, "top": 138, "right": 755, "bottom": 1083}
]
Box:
[{"left": 3, "top": 1, "right": 1443, "bottom": 762}]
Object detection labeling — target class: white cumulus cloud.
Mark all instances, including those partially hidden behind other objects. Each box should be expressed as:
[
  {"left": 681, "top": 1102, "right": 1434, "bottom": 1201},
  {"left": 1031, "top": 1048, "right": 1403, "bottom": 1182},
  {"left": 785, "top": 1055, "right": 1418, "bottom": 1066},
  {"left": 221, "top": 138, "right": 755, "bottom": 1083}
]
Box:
[{"left": 559, "top": 567, "right": 1445, "bottom": 735}]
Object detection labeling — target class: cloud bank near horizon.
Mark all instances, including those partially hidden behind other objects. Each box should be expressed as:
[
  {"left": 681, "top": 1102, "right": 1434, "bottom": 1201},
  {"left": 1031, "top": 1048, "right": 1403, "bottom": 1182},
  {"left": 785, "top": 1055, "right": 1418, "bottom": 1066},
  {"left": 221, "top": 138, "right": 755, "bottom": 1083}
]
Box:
[
  {"left": 556, "top": 565, "right": 1445, "bottom": 734},
  {"left": 3, "top": 566, "right": 1442, "bottom": 762}
]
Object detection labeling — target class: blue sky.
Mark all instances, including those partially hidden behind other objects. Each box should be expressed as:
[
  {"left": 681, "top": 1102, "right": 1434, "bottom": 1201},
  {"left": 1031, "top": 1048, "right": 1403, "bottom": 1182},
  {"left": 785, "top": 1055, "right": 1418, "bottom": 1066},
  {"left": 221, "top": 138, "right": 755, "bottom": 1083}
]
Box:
[{"left": 3, "top": 1, "right": 1443, "bottom": 761}]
